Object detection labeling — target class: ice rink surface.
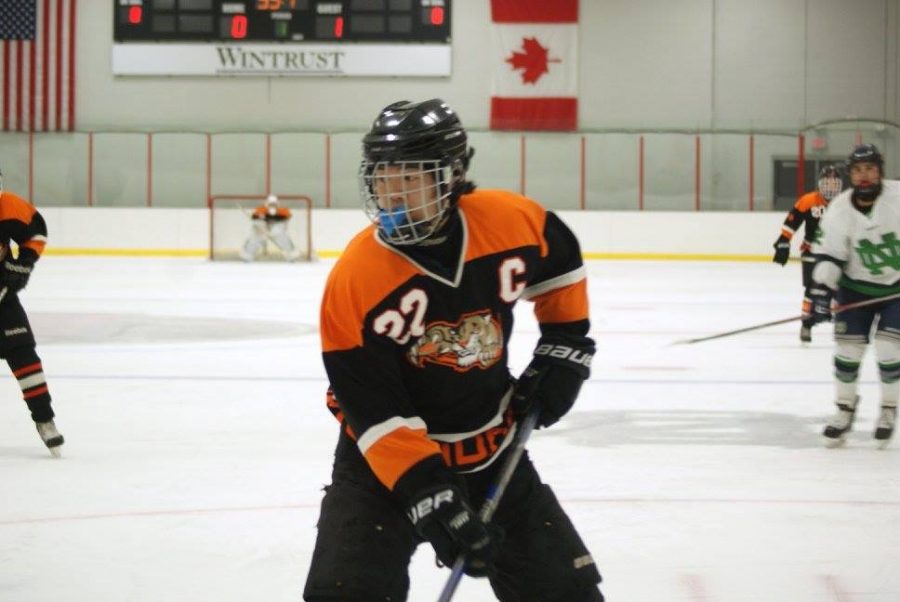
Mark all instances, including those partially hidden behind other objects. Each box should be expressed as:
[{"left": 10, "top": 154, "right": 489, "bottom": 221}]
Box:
[{"left": 1, "top": 255, "right": 898, "bottom": 602}]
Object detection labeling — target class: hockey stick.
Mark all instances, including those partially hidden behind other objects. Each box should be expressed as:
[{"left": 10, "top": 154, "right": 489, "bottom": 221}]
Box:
[
  {"left": 672, "top": 290, "right": 900, "bottom": 345},
  {"left": 436, "top": 409, "right": 540, "bottom": 602}
]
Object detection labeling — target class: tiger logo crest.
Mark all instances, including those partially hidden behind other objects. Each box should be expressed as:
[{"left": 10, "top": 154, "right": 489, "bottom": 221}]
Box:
[{"left": 407, "top": 311, "right": 503, "bottom": 371}]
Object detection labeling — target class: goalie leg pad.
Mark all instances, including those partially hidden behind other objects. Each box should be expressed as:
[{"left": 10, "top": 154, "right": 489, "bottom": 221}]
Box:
[{"left": 303, "top": 469, "right": 419, "bottom": 601}]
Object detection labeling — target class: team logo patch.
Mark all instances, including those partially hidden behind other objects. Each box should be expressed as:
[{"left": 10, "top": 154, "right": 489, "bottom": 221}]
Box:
[
  {"left": 856, "top": 232, "right": 900, "bottom": 276},
  {"left": 407, "top": 311, "right": 502, "bottom": 371}
]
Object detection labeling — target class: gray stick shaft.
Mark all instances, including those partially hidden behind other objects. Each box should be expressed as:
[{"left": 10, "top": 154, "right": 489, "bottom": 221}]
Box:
[
  {"left": 436, "top": 410, "right": 540, "bottom": 602},
  {"left": 674, "top": 290, "right": 900, "bottom": 345}
]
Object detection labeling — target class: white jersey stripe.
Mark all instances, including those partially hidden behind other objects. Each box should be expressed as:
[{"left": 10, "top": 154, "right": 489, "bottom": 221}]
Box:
[
  {"left": 522, "top": 265, "right": 586, "bottom": 300},
  {"left": 356, "top": 416, "right": 428, "bottom": 455}
]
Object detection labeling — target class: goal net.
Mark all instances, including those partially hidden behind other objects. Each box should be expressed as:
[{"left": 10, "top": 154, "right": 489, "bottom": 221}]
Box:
[{"left": 209, "top": 194, "right": 313, "bottom": 262}]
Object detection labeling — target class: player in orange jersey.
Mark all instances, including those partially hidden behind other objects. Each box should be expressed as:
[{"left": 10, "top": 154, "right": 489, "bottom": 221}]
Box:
[
  {"left": 303, "top": 99, "right": 603, "bottom": 601},
  {"left": 0, "top": 168, "right": 63, "bottom": 457},
  {"left": 239, "top": 194, "right": 300, "bottom": 261},
  {"left": 772, "top": 164, "right": 844, "bottom": 342}
]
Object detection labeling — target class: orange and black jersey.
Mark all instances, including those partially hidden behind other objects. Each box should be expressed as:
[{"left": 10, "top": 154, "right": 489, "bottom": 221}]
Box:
[
  {"left": 252, "top": 205, "right": 292, "bottom": 224},
  {"left": 0, "top": 191, "right": 47, "bottom": 263},
  {"left": 780, "top": 190, "right": 828, "bottom": 252},
  {"left": 321, "top": 189, "right": 589, "bottom": 501}
]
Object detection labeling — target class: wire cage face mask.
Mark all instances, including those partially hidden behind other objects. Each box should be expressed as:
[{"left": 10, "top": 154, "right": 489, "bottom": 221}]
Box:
[
  {"left": 360, "top": 160, "right": 457, "bottom": 245},
  {"left": 818, "top": 176, "right": 843, "bottom": 201}
]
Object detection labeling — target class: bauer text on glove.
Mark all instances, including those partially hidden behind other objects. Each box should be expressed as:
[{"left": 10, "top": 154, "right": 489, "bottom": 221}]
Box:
[{"left": 512, "top": 334, "right": 594, "bottom": 428}]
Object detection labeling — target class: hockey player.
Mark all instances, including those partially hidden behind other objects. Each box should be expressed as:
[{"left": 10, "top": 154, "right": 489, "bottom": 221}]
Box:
[
  {"left": 810, "top": 144, "right": 897, "bottom": 448},
  {"left": 0, "top": 168, "right": 63, "bottom": 457},
  {"left": 303, "top": 99, "right": 604, "bottom": 601},
  {"left": 772, "top": 164, "right": 843, "bottom": 342},
  {"left": 239, "top": 194, "right": 300, "bottom": 261}
]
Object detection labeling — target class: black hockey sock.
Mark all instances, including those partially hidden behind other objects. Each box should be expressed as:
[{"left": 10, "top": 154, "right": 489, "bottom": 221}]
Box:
[{"left": 6, "top": 346, "right": 54, "bottom": 423}]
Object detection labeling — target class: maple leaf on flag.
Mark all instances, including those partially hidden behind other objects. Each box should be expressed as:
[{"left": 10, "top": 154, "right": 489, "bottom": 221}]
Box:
[{"left": 505, "top": 37, "right": 560, "bottom": 85}]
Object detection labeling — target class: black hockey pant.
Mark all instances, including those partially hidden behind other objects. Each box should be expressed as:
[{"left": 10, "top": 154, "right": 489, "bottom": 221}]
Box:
[
  {"left": 802, "top": 255, "right": 816, "bottom": 329},
  {"left": 0, "top": 293, "right": 53, "bottom": 422},
  {"left": 303, "top": 449, "right": 603, "bottom": 602}
]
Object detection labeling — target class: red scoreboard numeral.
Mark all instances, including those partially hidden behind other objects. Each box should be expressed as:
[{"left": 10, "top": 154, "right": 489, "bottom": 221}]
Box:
[
  {"left": 334, "top": 16, "right": 344, "bottom": 38},
  {"left": 231, "top": 15, "right": 248, "bottom": 39},
  {"left": 430, "top": 7, "right": 444, "bottom": 25}
]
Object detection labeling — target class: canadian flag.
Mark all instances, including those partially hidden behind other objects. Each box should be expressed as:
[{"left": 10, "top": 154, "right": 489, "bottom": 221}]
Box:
[{"left": 490, "top": 0, "right": 578, "bottom": 131}]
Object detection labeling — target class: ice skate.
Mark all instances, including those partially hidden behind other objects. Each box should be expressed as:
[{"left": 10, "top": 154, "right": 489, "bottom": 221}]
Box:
[
  {"left": 823, "top": 397, "right": 858, "bottom": 448},
  {"left": 874, "top": 405, "right": 896, "bottom": 449},
  {"left": 799, "top": 324, "right": 812, "bottom": 343},
  {"left": 36, "top": 420, "right": 64, "bottom": 458}
]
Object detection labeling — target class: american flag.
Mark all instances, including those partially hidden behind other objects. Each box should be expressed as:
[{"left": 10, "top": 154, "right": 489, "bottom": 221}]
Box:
[{"left": 0, "top": 0, "right": 77, "bottom": 132}]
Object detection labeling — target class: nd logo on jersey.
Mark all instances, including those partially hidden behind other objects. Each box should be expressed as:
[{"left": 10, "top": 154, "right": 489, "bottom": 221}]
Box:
[
  {"left": 407, "top": 310, "right": 503, "bottom": 372},
  {"left": 856, "top": 232, "right": 900, "bottom": 276}
]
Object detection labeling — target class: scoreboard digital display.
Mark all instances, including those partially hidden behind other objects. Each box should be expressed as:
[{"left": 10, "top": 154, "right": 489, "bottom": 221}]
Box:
[{"left": 114, "top": 0, "right": 451, "bottom": 43}]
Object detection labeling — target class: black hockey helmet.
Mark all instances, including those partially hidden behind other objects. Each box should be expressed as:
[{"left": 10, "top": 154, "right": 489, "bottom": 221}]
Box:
[
  {"left": 818, "top": 164, "right": 841, "bottom": 180},
  {"left": 816, "top": 164, "right": 843, "bottom": 201},
  {"left": 846, "top": 143, "right": 884, "bottom": 204},
  {"left": 362, "top": 98, "right": 470, "bottom": 168},
  {"left": 360, "top": 99, "right": 474, "bottom": 245},
  {"left": 846, "top": 143, "right": 884, "bottom": 174}
]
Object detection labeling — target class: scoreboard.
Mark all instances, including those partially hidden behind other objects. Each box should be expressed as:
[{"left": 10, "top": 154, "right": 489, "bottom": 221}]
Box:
[
  {"left": 112, "top": 0, "right": 452, "bottom": 76},
  {"left": 114, "top": 0, "right": 450, "bottom": 43}
]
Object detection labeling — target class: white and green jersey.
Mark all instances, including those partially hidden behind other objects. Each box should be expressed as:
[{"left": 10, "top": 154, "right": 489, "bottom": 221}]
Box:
[{"left": 812, "top": 180, "right": 900, "bottom": 296}]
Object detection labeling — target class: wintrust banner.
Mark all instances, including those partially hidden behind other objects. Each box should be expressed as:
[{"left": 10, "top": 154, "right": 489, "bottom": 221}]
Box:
[
  {"left": 490, "top": 0, "right": 578, "bottom": 131},
  {"left": 111, "top": 44, "right": 451, "bottom": 77}
]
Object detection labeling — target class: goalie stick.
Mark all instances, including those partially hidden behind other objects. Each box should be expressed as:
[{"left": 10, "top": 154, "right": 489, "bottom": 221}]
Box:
[
  {"left": 436, "top": 409, "right": 540, "bottom": 602},
  {"left": 672, "top": 290, "right": 900, "bottom": 345}
]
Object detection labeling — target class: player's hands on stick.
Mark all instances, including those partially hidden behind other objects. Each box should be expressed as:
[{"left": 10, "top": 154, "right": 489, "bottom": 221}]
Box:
[
  {"left": 807, "top": 285, "right": 834, "bottom": 324},
  {"left": 2, "top": 252, "right": 36, "bottom": 293},
  {"left": 512, "top": 333, "right": 594, "bottom": 428},
  {"left": 772, "top": 236, "right": 791, "bottom": 265},
  {"left": 408, "top": 484, "right": 500, "bottom": 577}
]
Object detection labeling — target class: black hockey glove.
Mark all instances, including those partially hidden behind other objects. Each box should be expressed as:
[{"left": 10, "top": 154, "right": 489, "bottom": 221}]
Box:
[
  {"left": 2, "top": 254, "right": 35, "bottom": 293},
  {"left": 772, "top": 236, "right": 791, "bottom": 265},
  {"left": 408, "top": 484, "right": 499, "bottom": 577},
  {"left": 807, "top": 285, "right": 834, "bottom": 324},
  {"left": 512, "top": 334, "right": 595, "bottom": 429}
]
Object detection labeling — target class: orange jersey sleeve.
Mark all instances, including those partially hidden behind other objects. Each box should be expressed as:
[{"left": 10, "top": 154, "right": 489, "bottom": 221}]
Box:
[
  {"left": 0, "top": 192, "right": 47, "bottom": 258},
  {"left": 780, "top": 191, "right": 827, "bottom": 239}
]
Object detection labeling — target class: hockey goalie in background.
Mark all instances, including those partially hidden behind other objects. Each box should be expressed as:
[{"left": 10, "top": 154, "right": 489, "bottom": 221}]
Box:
[{"left": 239, "top": 195, "right": 301, "bottom": 262}]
